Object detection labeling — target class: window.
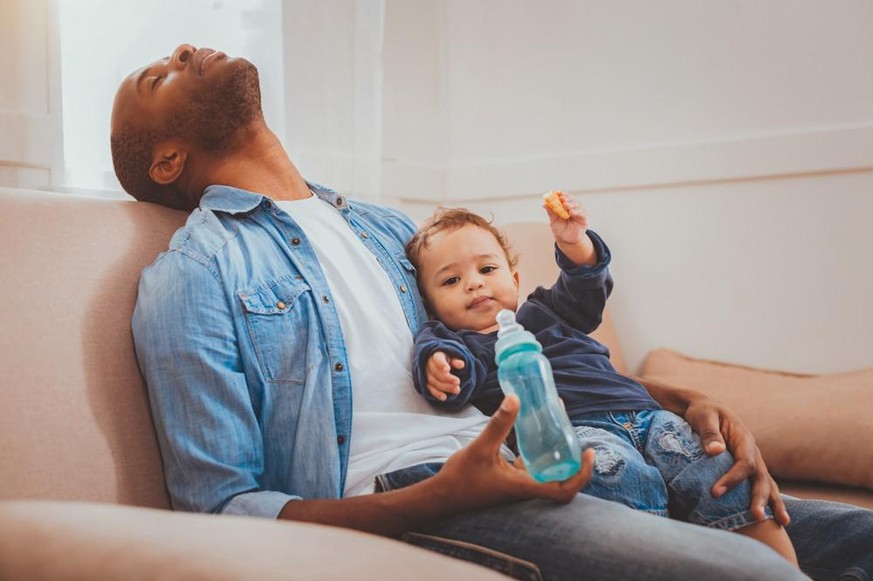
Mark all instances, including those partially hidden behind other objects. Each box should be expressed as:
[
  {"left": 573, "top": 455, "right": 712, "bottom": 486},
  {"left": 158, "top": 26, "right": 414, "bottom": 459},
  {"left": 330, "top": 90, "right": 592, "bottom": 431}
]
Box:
[{"left": 57, "top": 0, "right": 284, "bottom": 195}]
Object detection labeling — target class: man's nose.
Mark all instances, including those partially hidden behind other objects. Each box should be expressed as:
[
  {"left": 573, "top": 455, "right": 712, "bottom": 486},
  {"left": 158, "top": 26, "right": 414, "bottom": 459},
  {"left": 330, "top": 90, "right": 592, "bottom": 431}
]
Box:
[{"left": 170, "top": 44, "right": 196, "bottom": 70}]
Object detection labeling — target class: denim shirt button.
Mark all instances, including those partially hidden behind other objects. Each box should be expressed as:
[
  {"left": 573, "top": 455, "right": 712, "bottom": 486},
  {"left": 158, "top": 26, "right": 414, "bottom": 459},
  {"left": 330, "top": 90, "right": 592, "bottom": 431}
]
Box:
[
  {"left": 276, "top": 301, "right": 286, "bottom": 310},
  {"left": 337, "top": 435, "right": 346, "bottom": 445},
  {"left": 399, "top": 284, "right": 408, "bottom": 293},
  {"left": 322, "top": 295, "right": 330, "bottom": 304},
  {"left": 334, "top": 362, "right": 344, "bottom": 372},
  {"left": 291, "top": 238, "right": 301, "bottom": 246},
  {"left": 335, "top": 196, "right": 345, "bottom": 207},
  {"left": 360, "top": 231, "right": 369, "bottom": 239}
]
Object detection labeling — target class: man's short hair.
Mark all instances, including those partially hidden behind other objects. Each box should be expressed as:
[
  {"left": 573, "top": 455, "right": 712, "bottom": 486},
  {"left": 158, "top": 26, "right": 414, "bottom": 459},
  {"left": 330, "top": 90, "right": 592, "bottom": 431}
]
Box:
[{"left": 110, "top": 122, "right": 193, "bottom": 211}]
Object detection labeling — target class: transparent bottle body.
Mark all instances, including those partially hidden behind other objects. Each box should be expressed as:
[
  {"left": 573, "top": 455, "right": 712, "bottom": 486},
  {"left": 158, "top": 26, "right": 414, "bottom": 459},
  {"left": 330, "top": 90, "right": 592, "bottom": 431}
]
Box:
[{"left": 498, "top": 349, "right": 582, "bottom": 482}]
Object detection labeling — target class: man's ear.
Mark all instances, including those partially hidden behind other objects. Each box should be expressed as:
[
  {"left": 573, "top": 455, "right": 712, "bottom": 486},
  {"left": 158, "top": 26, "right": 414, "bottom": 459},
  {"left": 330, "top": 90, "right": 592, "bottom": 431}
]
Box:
[{"left": 149, "top": 141, "right": 188, "bottom": 185}]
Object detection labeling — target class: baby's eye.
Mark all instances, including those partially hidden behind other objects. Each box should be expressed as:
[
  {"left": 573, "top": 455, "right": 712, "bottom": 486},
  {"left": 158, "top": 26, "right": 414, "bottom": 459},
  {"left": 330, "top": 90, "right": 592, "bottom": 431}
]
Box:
[
  {"left": 441, "top": 276, "right": 460, "bottom": 286},
  {"left": 480, "top": 265, "right": 497, "bottom": 274}
]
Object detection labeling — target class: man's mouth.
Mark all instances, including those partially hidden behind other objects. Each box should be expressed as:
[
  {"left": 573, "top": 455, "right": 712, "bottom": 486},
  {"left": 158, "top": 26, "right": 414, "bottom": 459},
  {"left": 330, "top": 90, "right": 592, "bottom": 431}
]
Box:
[{"left": 195, "top": 48, "right": 226, "bottom": 74}]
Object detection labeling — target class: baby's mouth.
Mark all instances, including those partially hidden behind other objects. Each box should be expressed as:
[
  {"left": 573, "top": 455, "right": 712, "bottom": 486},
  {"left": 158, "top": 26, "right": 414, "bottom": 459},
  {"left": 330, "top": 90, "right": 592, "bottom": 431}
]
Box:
[{"left": 468, "top": 296, "right": 491, "bottom": 309}]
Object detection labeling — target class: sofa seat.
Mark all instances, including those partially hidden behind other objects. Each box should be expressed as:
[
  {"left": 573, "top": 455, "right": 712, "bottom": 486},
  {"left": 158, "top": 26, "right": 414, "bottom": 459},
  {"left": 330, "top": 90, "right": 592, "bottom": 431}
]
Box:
[{"left": 0, "top": 500, "right": 505, "bottom": 580}]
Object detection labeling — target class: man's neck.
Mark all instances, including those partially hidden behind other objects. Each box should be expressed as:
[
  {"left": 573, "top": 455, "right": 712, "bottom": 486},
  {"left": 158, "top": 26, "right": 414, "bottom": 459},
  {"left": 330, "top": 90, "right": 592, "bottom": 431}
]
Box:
[{"left": 201, "top": 122, "right": 312, "bottom": 201}]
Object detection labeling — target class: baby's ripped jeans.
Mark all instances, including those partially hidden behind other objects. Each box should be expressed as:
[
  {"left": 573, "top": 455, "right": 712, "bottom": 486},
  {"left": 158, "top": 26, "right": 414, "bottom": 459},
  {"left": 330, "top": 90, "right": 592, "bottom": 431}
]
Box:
[{"left": 574, "top": 409, "right": 772, "bottom": 530}]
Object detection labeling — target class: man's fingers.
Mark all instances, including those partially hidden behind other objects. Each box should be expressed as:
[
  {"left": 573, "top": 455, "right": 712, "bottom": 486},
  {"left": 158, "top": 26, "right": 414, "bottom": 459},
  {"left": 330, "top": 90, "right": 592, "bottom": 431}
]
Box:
[
  {"left": 711, "top": 457, "right": 753, "bottom": 497},
  {"left": 768, "top": 485, "right": 791, "bottom": 526},
  {"left": 695, "top": 421, "right": 727, "bottom": 456},
  {"left": 531, "top": 448, "right": 595, "bottom": 503},
  {"left": 559, "top": 447, "right": 595, "bottom": 493},
  {"left": 450, "top": 357, "right": 465, "bottom": 370},
  {"left": 748, "top": 464, "right": 790, "bottom": 526},
  {"left": 474, "top": 396, "right": 519, "bottom": 452}
]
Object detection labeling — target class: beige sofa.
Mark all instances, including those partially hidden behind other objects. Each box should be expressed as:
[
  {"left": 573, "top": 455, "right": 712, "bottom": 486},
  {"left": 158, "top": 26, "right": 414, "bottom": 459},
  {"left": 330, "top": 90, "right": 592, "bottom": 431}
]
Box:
[{"left": 1, "top": 187, "right": 870, "bottom": 579}]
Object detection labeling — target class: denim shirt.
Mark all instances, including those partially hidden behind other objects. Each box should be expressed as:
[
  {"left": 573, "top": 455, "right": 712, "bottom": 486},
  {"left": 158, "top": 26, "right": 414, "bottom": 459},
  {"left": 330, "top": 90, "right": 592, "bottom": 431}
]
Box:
[{"left": 131, "top": 183, "right": 427, "bottom": 518}]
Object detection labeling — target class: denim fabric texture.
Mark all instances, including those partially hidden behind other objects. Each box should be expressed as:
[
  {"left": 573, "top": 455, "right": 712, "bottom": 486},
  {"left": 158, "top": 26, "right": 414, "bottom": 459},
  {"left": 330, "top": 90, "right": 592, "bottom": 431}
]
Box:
[
  {"left": 574, "top": 410, "right": 771, "bottom": 530},
  {"left": 132, "top": 183, "right": 426, "bottom": 516},
  {"left": 375, "top": 463, "right": 873, "bottom": 580}
]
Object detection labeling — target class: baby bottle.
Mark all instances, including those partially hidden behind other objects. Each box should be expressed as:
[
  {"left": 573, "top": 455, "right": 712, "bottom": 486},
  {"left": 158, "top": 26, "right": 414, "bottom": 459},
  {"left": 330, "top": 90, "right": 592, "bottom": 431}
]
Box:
[{"left": 494, "top": 309, "right": 582, "bottom": 482}]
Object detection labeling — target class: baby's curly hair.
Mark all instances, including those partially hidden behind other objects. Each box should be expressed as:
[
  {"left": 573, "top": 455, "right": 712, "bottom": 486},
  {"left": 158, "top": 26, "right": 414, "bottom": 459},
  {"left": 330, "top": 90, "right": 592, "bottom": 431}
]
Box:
[{"left": 405, "top": 208, "right": 518, "bottom": 294}]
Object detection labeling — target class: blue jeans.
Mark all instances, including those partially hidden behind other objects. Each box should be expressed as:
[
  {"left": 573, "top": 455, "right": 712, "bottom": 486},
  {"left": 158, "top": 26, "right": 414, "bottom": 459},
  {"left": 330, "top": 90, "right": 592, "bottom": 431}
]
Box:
[
  {"left": 376, "top": 464, "right": 873, "bottom": 581},
  {"left": 574, "top": 410, "right": 768, "bottom": 530}
]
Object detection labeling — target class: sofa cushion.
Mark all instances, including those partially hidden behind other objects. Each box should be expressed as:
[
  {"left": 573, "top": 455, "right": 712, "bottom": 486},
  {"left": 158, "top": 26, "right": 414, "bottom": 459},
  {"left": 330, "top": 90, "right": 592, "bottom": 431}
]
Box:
[
  {"left": 0, "top": 188, "right": 186, "bottom": 507},
  {"left": 640, "top": 348, "right": 873, "bottom": 489},
  {"left": 0, "top": 500, "right": 506, "bottom": 580}
]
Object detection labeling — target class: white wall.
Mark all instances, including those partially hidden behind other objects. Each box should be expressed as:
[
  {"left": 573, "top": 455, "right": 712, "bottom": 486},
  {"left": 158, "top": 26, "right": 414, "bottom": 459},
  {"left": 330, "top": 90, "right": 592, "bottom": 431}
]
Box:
[
  {"left": 386, "top": 0, "right": 873, "bottom": 374},
  {"left": 420, "top": 171, "right": 873, "bottom": 375},
  {"left": 4, "top": 1, "right": 870, "bottom": 374}
]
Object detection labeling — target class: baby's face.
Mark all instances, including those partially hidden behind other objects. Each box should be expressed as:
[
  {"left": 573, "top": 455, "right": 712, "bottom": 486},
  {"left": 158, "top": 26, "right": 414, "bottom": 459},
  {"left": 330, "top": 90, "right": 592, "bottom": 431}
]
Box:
[{"left": 418, "top": 225, "right": 519, "bottom": 333}]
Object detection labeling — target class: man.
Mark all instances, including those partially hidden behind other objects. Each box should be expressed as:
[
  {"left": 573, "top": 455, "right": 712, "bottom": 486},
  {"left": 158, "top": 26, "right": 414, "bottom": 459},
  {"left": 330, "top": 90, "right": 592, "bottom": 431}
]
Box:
[{"left": 112, "top": 44, "right": 871, "bottom": 580}]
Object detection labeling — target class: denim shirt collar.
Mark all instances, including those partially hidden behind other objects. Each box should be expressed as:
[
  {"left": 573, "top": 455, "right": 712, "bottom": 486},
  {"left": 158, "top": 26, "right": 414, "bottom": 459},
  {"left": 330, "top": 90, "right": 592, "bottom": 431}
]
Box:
[{"left": 199, "top": 181, "right": 350, "bottom": 214}]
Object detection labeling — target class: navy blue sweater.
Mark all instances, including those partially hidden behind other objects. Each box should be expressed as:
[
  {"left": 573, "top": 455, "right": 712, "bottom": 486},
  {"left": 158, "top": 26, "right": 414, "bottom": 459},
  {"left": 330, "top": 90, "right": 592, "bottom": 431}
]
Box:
[{"left": 412, "top": 231, "right": 660, "bottom": 424}]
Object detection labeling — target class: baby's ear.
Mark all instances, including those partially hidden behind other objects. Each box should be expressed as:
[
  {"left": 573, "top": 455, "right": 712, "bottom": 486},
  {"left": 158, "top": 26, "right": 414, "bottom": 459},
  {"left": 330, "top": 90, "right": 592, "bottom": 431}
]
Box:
[{"left": 512, "top": 269, "right": 520, "bottom": 288}]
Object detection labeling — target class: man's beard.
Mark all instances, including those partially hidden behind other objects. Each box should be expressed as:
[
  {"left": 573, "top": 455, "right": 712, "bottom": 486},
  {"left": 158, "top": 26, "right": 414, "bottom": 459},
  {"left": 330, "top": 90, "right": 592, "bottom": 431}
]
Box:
[{"left": 169, "top": 59, "right": 262, "bottom": 153}]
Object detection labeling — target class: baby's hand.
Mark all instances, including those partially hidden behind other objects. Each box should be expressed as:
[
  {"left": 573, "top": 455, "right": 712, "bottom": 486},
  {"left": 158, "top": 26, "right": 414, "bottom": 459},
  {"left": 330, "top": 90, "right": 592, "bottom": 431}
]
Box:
[
  {"left": 426, "top": 351, "right": 465, "bottom": 401},
  {"left": 542, "top": 190, "right": 590, "bottom": 247}
]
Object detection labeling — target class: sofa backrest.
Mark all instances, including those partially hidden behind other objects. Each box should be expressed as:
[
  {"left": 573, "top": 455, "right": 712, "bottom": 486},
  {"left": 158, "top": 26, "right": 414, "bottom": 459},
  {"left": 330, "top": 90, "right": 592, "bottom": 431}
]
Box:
[
  {"left": 0, "top": 188, "right": 625, "bottom": 507},
  {"left": 0, "top": 188, "right": 185, "bottom": 508}
]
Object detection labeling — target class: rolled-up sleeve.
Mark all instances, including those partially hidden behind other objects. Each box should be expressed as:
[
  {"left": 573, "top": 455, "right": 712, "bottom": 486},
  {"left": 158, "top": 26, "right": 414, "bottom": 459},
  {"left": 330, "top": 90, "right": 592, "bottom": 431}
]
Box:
[{"left": 132, "top": 251, "right": 281, "bottom": 516}]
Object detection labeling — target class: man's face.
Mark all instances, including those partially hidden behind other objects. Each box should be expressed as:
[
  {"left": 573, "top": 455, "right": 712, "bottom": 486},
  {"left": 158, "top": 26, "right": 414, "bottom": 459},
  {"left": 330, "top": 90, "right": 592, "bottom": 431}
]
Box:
[{"left": 111, "top": 44, "right": 261, "bottom": 153}]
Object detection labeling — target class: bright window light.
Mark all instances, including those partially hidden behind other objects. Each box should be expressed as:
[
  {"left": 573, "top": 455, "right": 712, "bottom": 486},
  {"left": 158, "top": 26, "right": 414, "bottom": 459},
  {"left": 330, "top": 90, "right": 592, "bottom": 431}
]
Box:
[{"left": 57, "top": 0, "right": 284, "bottom": 194}]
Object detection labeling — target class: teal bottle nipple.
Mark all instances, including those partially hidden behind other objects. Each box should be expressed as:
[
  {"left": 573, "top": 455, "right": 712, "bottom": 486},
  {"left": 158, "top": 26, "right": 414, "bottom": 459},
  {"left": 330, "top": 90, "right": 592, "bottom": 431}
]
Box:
[{"left": 495, "top": 309, "right": 541, "bottom": 365}]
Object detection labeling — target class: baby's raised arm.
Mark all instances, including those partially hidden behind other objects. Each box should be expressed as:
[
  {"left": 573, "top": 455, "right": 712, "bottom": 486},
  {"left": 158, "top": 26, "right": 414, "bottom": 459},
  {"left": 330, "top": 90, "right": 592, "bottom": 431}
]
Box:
[{"left": 542, "top": 190, "right": 597, "bottom": 266}]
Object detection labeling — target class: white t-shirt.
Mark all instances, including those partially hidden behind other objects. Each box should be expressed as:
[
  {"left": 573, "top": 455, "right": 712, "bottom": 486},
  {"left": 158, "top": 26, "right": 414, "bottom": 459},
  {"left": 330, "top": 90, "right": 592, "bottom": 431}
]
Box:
[{"left": 276, "top": 196, "right": 493, "bottom": 496}]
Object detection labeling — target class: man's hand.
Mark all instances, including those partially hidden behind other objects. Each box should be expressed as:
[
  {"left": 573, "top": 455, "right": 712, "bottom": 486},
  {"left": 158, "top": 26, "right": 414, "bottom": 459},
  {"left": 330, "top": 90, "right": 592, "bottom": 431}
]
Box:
[
  {"left": 279, "top": 395, "right": 594, "bottom": 537},
  {"left": 425, "top": 351, "right": 465, "bottom": 401},
  {"left": 683, "top": 396, "right": 790, "bottom": 526},
  {"left": 436, "top": 395, "right": 595, "bottom": 511}
]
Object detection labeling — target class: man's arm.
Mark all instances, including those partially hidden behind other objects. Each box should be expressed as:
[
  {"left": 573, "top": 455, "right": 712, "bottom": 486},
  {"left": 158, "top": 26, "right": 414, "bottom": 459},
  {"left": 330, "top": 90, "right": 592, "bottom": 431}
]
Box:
[
  {"left": 278, "top": 396, "right": 596, "bottom": 537},
  {"left": 134, "top": 253, "right": 291, "bottom": 517},
  {"left": 633, "top": 374, "right": 790, "bottom": 526}
]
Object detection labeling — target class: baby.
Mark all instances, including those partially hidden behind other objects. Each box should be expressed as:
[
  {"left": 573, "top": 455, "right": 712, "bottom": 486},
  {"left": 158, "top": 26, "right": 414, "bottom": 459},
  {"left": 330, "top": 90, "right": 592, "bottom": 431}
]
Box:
[{"left": 405, "top": 192, "right": 797, "bottom": 565}]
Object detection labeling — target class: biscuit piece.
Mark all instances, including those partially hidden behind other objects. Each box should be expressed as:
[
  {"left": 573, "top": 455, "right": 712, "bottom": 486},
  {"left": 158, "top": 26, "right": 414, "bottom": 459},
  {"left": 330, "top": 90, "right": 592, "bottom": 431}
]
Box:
[{"left": 543, "top": 190, "right": 570, "bottom": 219}]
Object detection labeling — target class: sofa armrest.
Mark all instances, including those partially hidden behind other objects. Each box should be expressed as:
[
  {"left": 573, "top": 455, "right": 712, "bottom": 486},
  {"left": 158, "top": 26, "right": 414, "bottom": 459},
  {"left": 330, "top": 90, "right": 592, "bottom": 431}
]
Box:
[
  {"left": 640, "top": 349, "right": 873, "bottom": 491},
  {"left": 0, "top": 500, "right": 505, "bottom": 580}
]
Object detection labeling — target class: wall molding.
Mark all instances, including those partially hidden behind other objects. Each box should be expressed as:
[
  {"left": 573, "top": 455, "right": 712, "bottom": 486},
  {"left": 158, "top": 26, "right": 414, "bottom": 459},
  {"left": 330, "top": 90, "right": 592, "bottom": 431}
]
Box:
[{"left": 383, "top": 123, "right": 873, "bottom": 203}]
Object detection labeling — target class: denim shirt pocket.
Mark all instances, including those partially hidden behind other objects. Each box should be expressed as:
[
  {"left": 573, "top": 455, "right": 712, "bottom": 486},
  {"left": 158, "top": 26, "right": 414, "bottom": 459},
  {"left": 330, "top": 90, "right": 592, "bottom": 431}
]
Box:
[{"left": 239, "top": 276, "right": 314, "bottom": 384}]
